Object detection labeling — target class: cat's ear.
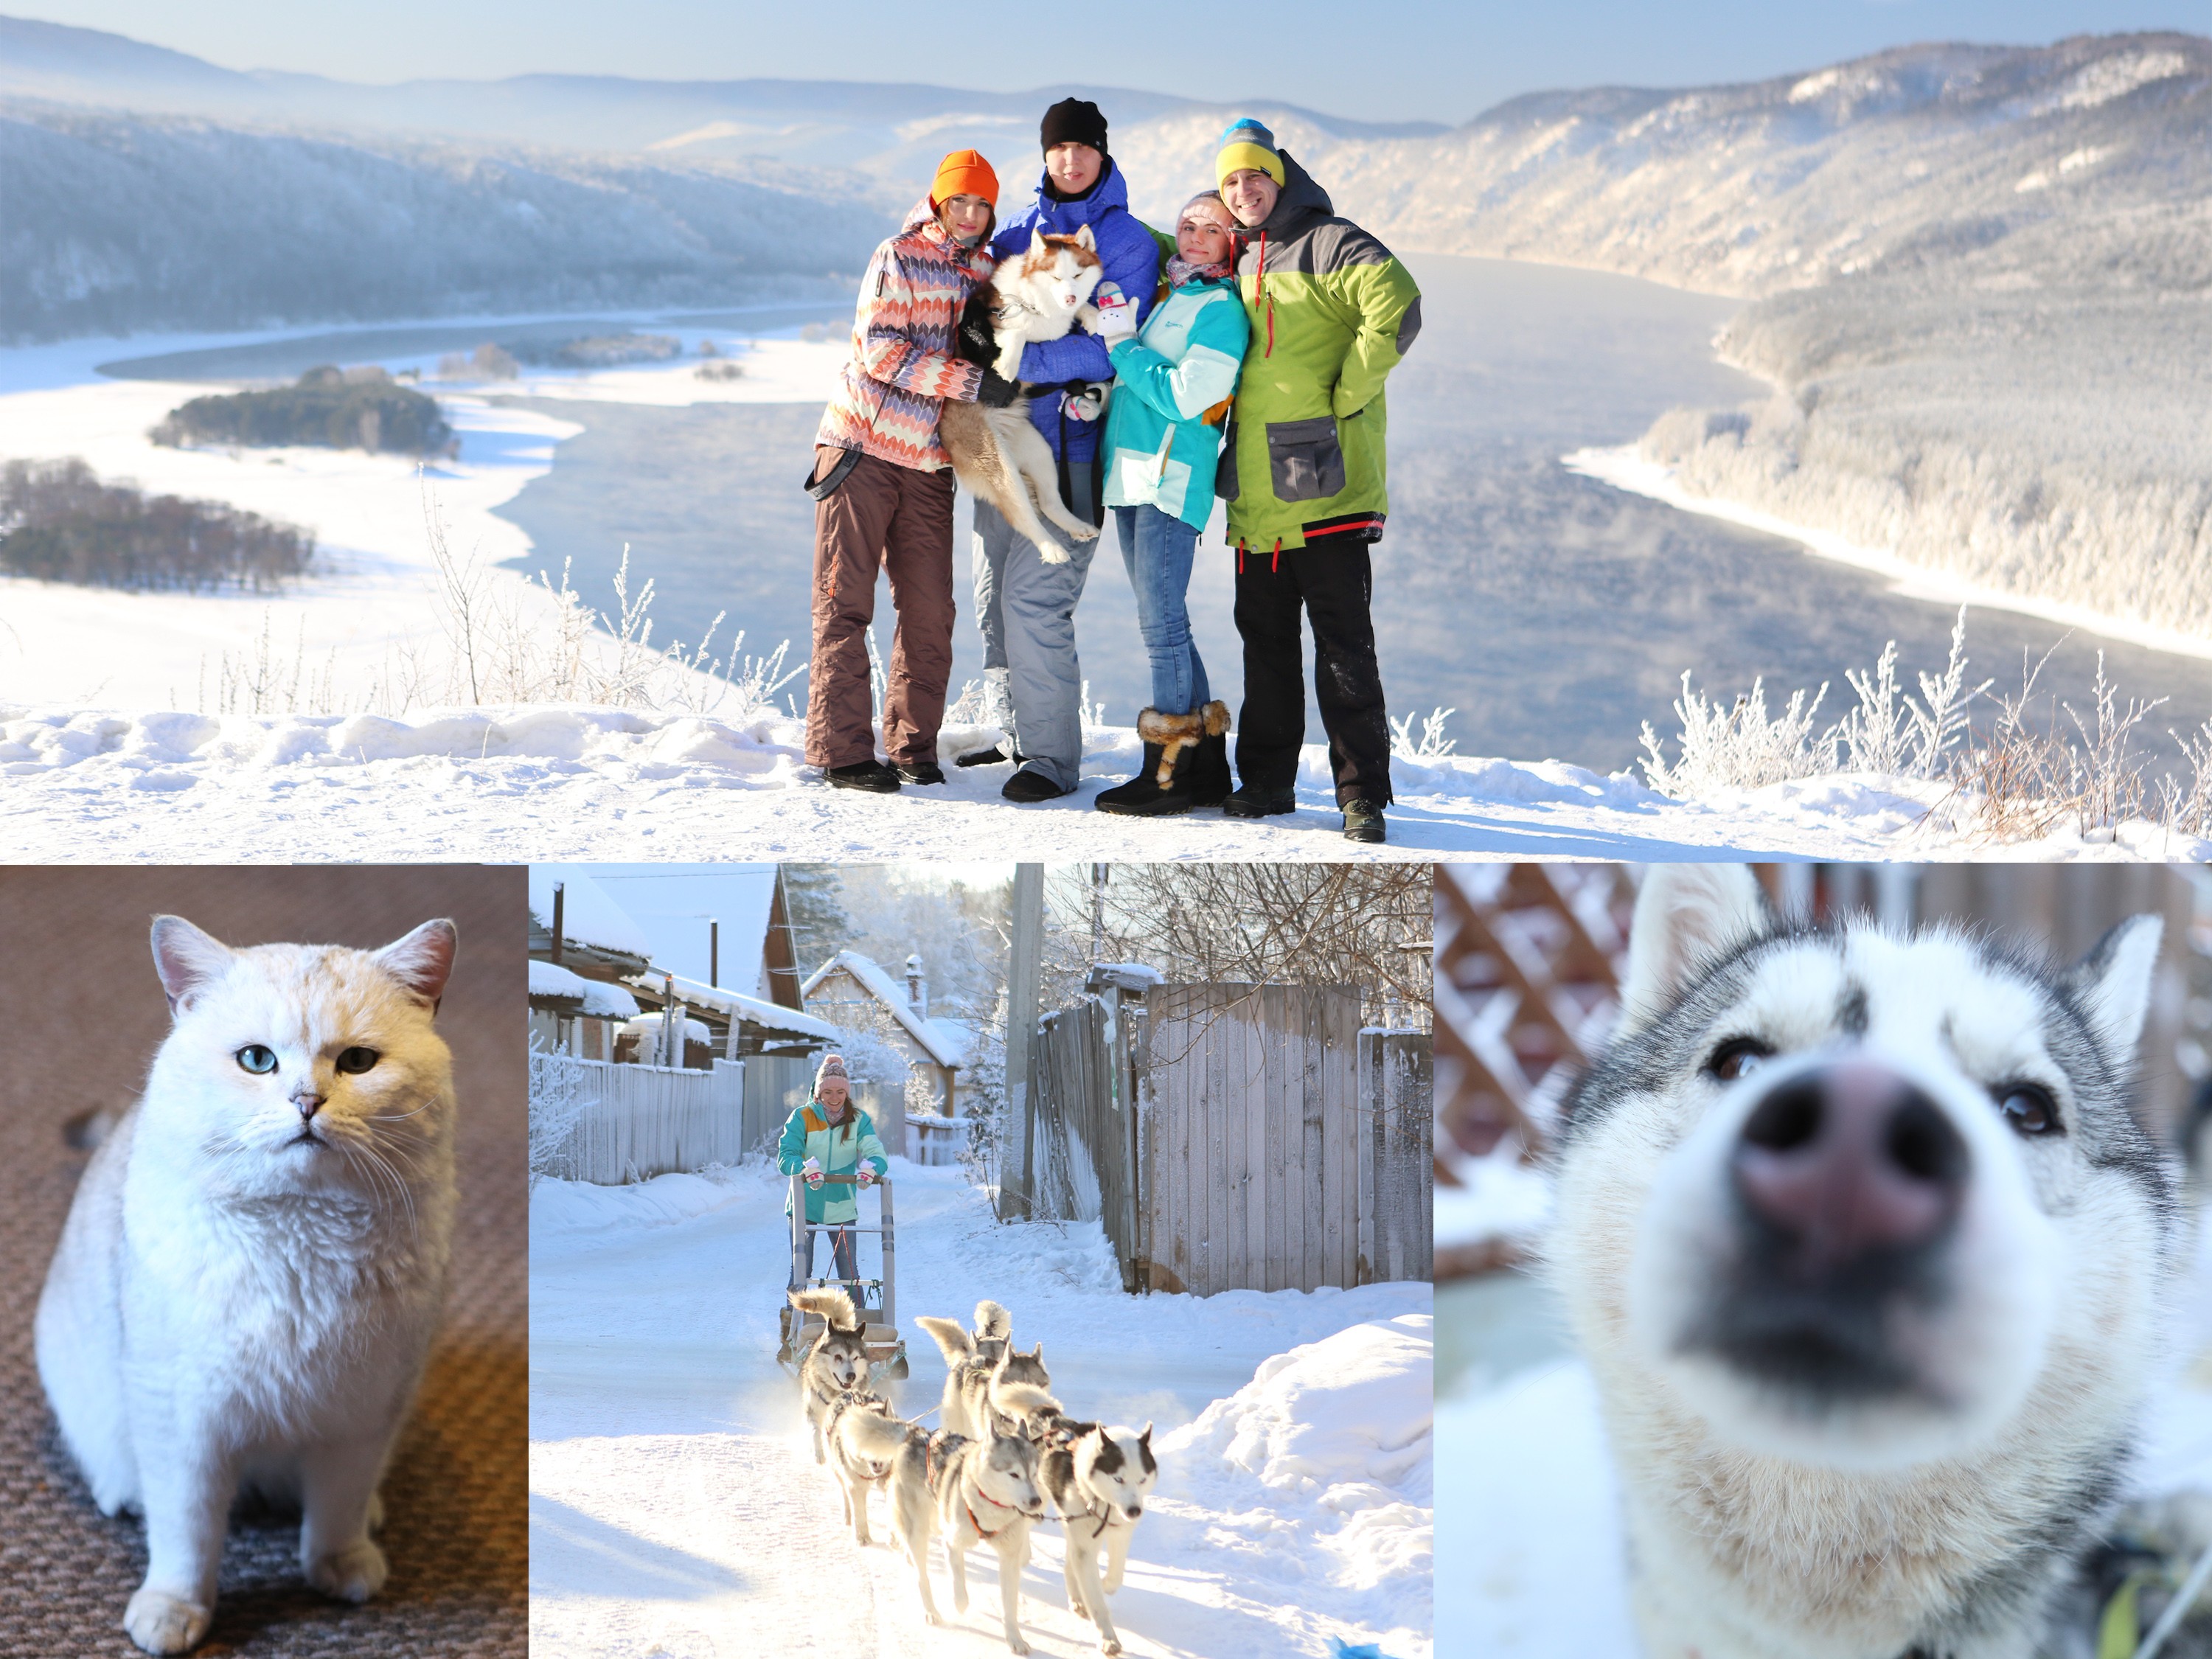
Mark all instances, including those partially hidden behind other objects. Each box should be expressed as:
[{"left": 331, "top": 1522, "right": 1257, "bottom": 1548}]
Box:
[
  {"left": 150, "top": 915, "right": 234, "bottom": 1013},
  {"left": 375, "top": 919, "right": 458, "bottom": 1009}
]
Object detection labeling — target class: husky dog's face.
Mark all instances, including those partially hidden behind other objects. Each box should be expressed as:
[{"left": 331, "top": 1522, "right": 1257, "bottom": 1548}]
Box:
[
  {"left": 1008, "top": 227, "right": 1102, "bottom": 315},
  {"left": 994, "top": 1342, "right": 1050, "bottom": 1391},
  {"left": 1076, "top": 1425, "right": 1157, "bottom": 1522},
  {"left": 815, "top": 1324, "right": 868, "bottom": 1391},
  {"left": 1562, "top": 865, "right": 2174, "bottom": 1471},
  {"left": 979, "top": 1430, "right": 1047, "bottom": 1518}
]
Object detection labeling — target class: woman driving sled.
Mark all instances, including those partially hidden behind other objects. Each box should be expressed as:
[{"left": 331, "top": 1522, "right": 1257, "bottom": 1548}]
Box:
[{"left": 776, "top": 1053, "right": 889, "bottom": 1287}]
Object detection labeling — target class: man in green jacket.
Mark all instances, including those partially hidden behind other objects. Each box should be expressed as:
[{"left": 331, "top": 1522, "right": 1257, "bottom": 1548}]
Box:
[
  {"left": 776, "top": 1053, "right": 888, "bottom": 1286},
  {"left": 1214, "top": 119, "right": 1421, "bottom": 844}
]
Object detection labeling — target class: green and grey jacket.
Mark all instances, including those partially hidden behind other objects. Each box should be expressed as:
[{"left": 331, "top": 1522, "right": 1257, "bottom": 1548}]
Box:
[
  {"left": 777, "top": 1099, "right": 888, "bottom": 1225},
  {"left": 1222, "top": 151, "right": 1422, "bottom": 555}
]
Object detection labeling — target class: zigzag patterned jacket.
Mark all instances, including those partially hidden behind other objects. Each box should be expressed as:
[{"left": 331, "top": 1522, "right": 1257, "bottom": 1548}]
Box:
[{"left": 815, "top": 197, "right": 992, "bottom": 471}]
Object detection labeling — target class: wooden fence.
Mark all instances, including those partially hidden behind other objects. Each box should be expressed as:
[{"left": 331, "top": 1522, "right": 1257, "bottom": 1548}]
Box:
[
  {"left": 538, "top": 1056, "right": 747, "bottom": 1184},
  {"left": 1020, "top": 981, "right": 1433, "bottom": 1295}
]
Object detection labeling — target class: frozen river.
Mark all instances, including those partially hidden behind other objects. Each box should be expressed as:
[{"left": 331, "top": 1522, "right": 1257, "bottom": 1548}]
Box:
[{"left": 100, "top": 259, "right": 2212, "bottom": 773}]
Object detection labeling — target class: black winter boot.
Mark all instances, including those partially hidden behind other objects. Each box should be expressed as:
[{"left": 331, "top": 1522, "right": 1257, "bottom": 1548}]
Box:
[
  {"left": 1222, "top": 782, "right": 1297, "bottom": 818},
  {"left": 1096, "top": 708, "right": 1206, "bottom": 815},
  {"left": 1187, "top": 700, "right": 1232, "bottom": 806}
]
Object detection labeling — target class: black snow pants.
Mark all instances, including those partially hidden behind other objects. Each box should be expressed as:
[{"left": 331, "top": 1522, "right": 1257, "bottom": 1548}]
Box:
[{"left": 1232, "top": 542, "right": 1394, "bottom": 807}]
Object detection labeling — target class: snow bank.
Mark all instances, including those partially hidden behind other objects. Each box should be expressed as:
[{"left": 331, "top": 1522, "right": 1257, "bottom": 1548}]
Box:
[
  {"left": 529, "top": 1168, "right": 750, "bottom": 1242},
  {"left": 1161, "top": 1315, "right": 1432, "bottom": 1644}
]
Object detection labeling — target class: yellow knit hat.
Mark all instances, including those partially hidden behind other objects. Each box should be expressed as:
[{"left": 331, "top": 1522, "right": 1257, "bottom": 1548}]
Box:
[{"left": 1216, "top": 118, "right": 1285, "bottom": 188}]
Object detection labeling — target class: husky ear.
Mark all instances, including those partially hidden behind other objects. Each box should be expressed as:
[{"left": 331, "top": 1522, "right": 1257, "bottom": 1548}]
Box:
[
  {"left": 1139, "top": 1422, "right": 1152, "bottom": 1446},
  {"left": 375, "top": 918, "right": 458, "bottom": 1008},
  {"left": 1029, "top": 229, "right": 1050, "bottom": 257},
  {"left": 2065, "top": 914, "right": 2163, "bottom": 1062},
  {"left": 150, "top": 915, "right": 234, "bottom": 1013},
  {"left": 1075, "top": 223, "right": 1096, "bottom": 250},
  {"left": 1619, "top": 865, "right": 1773, "bottom": 1034}
]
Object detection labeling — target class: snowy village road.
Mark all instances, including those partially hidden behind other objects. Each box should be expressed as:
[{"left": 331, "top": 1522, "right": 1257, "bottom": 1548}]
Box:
[{"left": 529, "top": 1161, "right": 1433, "bottom": 1659}]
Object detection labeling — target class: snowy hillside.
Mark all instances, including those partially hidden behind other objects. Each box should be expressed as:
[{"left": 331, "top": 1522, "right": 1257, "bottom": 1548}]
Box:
[
  {"left": 529, "top": 1158, "right": 1432, "bottom": 1659},
  {"left": 0, "top": 105, "right": 887, "bottom": 341},
  {"left": 1321, "top": 33, "right": 2212, "bottom": 298}
]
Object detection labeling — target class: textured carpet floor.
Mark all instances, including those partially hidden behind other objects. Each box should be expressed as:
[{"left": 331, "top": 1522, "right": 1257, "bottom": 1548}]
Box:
[{"left": 0, "top": 867, "right": 526, "bottom": 1657}]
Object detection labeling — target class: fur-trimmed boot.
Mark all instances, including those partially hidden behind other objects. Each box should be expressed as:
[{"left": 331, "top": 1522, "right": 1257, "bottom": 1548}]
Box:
[
  {"left": 1186, "top": 700, "right": 1231, "bottom": 806},
  {"left": 1096, "top": 707, "right": 1211, "bottom": 815}
]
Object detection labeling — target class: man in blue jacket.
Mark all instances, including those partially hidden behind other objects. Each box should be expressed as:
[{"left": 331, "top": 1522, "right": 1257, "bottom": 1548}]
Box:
[{"left": 964, "top": 98, "right": 1160, "bottom": 802}]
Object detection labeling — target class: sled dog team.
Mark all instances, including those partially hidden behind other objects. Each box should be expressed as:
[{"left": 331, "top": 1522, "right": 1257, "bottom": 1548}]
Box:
[
  {"left": 809, "top": 97, "right": 1421, "bottom": 843},
  {"left": 790, "top": 1289, "right": 1158, "bottom": 1655}
]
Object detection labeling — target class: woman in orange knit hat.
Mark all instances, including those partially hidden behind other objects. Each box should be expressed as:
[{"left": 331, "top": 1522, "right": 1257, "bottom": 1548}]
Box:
[{"left": 807, "top": 147, "right": 1009, "bottom": 793}]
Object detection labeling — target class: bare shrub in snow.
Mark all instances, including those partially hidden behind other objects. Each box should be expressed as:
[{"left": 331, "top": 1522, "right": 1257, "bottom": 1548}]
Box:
[
  {"left": 1390, "top": 706, "right": 1458, "bottom": 761},
  {"left": 528, "top": 1037, "right": 591, "bottom": 1185},
  {"left": 1640, "top": 675, "right": 1833, "bottom": 795}
]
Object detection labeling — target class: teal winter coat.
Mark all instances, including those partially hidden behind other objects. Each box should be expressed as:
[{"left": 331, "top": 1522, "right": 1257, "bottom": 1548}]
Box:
[
  {"left": 1100, "top": 274, "right": 1249, "bottom": 531},
  {"left": 778, "top": 1100, "right": 889, "bottom": 1225}
]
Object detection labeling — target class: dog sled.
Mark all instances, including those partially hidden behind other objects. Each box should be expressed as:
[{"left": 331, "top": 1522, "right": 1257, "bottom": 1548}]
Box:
[{"left": 776, "top": 1170, "right": 908, "bottom": 1380}]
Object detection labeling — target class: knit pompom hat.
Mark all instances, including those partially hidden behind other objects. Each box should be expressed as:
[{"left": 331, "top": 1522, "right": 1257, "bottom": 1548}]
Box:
[
  {"left": 1216, "top": 117, "right": 1285, "bottom": 187},
  {"left": 931, "top": 148, "right": 999, "bottom": 208},
  {"left": 815, "top": 1052, "right": 850, "bottom": 1091}
]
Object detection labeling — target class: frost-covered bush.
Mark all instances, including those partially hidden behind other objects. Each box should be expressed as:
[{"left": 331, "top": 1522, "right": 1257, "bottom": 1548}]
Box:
[
  {"left": 528, "top": 1039, "right": 591, "bottom": 1184},
  {"left": 0, "top": 456, "right": 313, "bottom": 591},
  {"left": 1640, "top": 675, "right": 1834, "bottom": 796}
]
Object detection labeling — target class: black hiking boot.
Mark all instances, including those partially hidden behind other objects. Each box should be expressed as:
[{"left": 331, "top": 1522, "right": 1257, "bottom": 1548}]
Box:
[
  {"left": 1002, "top": 766, "right": 1074, "bottom": 803},
  {"left": 896, "top": 760, "right": 946, "bottom": 786},
  {"left": 1343, "top": 799, "right": 1387, "bottom": 844},
  {"left": 1222, "top": 782, "right": 1297, "bottom": 818},
  {"left": 824, "top": 759, "right": 901, "bottom": 793}
]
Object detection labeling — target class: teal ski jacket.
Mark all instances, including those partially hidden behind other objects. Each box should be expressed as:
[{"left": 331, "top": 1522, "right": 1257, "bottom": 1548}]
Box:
[
  {"left": 1101, "top": 272, "right": 1250, "bottom": 530},
  {"left": 778, "top": 1099, "right": 888, "bottom": 1225}
]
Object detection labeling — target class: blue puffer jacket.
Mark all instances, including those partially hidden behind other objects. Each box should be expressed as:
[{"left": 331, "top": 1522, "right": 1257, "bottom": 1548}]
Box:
[{"left": 990, "top": 159, "right": 1161, "bottom": 463}]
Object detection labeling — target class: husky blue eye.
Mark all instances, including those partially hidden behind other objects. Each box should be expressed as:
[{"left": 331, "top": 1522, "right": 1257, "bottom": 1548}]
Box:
[
  {"left": 1994, "top": 1083, "right": 2059, "bottom": 1135},
  {"left": 335, "top": 1047, "right": 380, "bottom": 1074},
  {"left": 236, "top": 1046, "right": 277, "bottom": 1075}
]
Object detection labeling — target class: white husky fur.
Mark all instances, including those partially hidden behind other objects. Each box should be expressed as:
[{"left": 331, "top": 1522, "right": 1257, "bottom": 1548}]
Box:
[
  {"left": 789, "top": 1285, "right": 869, "bottom": 1464},
  {"left": 35, "top": 915, "right": 459, "bottom": 1655},
  {"left": 822, "top": 1387, "right": 900, "bottom": 1545},
  {"left": 938, "top": 226, "right": 1107, "bottom": 562},
  {"left": 1553, "top": 863, "right": 2178, "bottom": 1659},
  {"left": 841, "top": 1409, "right": 1047, "bottom": 1654},
  {"left": 917, "top": 1304, "right": 1048, "bottom": 1441},
  {"left": 995, "top": 1380, "right": 1157, "bottom": 1658}
]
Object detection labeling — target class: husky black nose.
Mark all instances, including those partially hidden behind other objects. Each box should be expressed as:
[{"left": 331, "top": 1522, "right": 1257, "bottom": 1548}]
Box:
[{"left": 1731, "top": 1062, "right": 1968, "bottom": 1267}]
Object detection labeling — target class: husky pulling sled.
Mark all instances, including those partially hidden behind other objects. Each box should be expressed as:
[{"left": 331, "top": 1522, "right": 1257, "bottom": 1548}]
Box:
[{"left": 777, "top": 1169, "right": 907, "bottom": 1381}]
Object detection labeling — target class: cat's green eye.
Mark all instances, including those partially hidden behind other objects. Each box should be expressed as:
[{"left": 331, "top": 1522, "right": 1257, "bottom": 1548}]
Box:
[
  {"left": 335, "top": 1046, "right": 380, "bottom": 1074},
  {"left": 235, "top": 1046, "right": 277, "bottom": 1075}
]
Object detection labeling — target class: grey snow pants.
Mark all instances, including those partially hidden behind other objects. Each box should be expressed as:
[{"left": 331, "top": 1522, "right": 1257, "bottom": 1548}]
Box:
[{"left": 968, "top": 465, "right": 1099, "bottom": 792}]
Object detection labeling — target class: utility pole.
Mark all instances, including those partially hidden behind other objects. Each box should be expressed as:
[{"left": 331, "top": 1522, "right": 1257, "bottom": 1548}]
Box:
[
  {"left": 709, "top": 918, "right": 720, "bottom": 989},
  {"left": 1004, "top": 863, "right": 1044, "bottom": 1221},
  {"left": 1089, "top": 864, "right": 1108, "bottom": 962}
]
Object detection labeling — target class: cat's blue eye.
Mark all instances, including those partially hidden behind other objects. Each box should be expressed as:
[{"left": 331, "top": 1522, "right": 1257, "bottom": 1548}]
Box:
[
  {"left": 235, "top": 1046, "right": 277, "bottom": 1075},
  {"left": 335, "top": 1047, "right": 380, "bottom": 1074}
]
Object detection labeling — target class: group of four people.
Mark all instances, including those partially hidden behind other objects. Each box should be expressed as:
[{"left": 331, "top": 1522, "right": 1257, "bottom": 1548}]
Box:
[{"left": 806, "top": 101, "right": 1421, "bottom": 843}]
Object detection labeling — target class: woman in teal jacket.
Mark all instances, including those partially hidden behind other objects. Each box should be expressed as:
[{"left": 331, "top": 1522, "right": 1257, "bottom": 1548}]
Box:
[
  {"left": 776, "top": 1053, "right": 888, "bottom": 1286},
  {"left": 1093, "top": 192, "right": 1251, "bottom": 817}
]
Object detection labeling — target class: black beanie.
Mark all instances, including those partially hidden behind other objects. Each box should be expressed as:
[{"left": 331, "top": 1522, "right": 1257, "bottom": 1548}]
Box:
[{"left": 1040, "top": 97, "right": 1108, "bottom": 154}]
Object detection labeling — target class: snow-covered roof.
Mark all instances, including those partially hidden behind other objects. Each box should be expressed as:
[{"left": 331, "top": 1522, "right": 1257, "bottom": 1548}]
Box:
[
  {"left": 529, "top": 959, "right": 640, "bottom": 1020},
  {"left": 529, "top": 866, "right": 653, "bottom": 959},
  {"left": 801, "top": 950, "right": 966, "bottom": 1068},
  {"left": 622, "top": 970, "right": 839, "bottom": 1043},
  {"left": 618, "top": 1012, "right": 713, "bottom": 1045}
]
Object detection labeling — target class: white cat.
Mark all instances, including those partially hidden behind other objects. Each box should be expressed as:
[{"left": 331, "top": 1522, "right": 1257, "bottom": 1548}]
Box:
[{"left": 35, "top": 914, "right": 461, "bottom": 1655}]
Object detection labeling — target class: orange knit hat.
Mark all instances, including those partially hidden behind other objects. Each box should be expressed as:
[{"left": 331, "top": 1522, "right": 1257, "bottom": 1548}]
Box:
[{"left": 931, "top": 149, "right": 999, "bottom": 207}]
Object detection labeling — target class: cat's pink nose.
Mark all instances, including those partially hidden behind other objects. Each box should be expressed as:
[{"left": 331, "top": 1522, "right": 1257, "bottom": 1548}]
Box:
[{"left": 292, "top": 1092, "right": 326, "bottom": 1119}]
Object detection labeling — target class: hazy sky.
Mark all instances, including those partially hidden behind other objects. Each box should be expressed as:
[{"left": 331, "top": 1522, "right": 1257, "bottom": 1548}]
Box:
[{"left": 30, "top": 0, "right": 2212, "bottom": 123}]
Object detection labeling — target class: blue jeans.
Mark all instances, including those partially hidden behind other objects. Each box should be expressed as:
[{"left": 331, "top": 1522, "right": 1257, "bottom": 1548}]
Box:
[{"left": 1113, "top": 504, "right": 1209, "bottom": 717}]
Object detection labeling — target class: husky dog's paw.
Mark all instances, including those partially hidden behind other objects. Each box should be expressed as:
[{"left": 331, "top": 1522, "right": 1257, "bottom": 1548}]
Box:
[
  {"left": 924, "top": 1609, "right": 946, "bottom": 1627},
  {"left": 306, "top": 1538, "right": 388, "bottom": 1603},
  {"left": 123, "top": 1588, "right": 211, "bottom": 1655},
  {"left": 1007, "top": 1638, "right": 1030, "bottom": 1656},
  {"left": 1102, "top": 1642, "right": 1121, "bottom": 1657},
  {"left": 1037, "top": 542, "right": 1074, "bottom": 564},
  {"left": 1069, "top": 1594, "right": 1089, "bottom": 1617}
]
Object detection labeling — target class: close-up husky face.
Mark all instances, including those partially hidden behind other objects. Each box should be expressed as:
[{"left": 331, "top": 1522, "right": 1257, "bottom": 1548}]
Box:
[
  {"left": 1564, "top": 864, "right": 2175, "bottom": 1471},
  {"left": 979, "top": 1431, "right": 1047, "bottom": 1519},
  {"left": 1076, "top": 1425, "right": 1158, "bottom": 1523},
  {"left": 813, "top": 1324, "right": 867, "bottom": 1392}
]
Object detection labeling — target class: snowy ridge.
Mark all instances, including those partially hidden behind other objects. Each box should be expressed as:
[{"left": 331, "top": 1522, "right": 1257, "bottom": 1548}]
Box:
[{"left": 10, "top": 700, "right": 2209, "bottom": 860}]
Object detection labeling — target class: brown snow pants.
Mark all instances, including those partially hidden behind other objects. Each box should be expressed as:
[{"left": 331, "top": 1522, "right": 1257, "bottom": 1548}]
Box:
[{"left": 805, "top": 446, "right": 956, "bottom": 770}]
